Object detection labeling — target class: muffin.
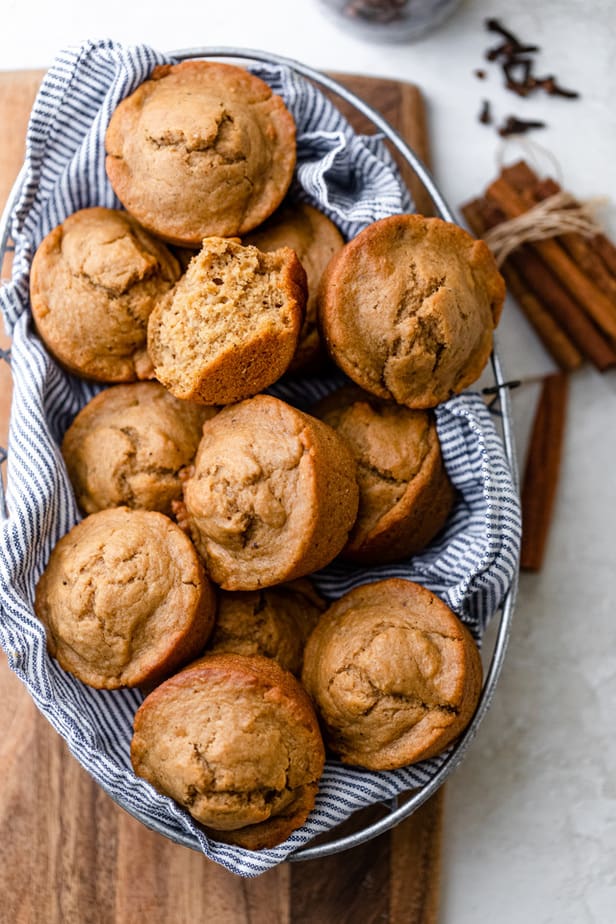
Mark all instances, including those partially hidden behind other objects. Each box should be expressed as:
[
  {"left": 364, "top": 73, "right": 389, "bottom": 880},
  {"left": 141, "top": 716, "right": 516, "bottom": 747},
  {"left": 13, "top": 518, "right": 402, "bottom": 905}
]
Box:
[
  {"left": 207, "top": 579, "right": 326, "bottom": 675},
  {"left": 244, "top": 201, "right": 344, "bottom": 371},
  {"left": 105, "top": 61, "right": 297, "bottom": 246},
  {"left": 34, "top": 508, "right": 216, "bottom": 689},
  {"left": 178, "top": 394, "right": 359, "bottom": 590},
  {"left": 29, "top": 207, "right": 180, "bottom": 382},
  {"left": 313, "top": 386, "right": 455, "bottom": 563},
  {"left": 147, "top": 237, "right": 306, "bottom": 405},
  {"left": 131, "top": 653, "right": 326, "bottom": 850},
  {"left": 62, "top": 382, "right": 216, "bottom": 515},
  {"left": 302, "top": 579, "right": 483, "bottom": 770},
  {"left": 318, "top": 214, "right": 505, "bottom": 408}
]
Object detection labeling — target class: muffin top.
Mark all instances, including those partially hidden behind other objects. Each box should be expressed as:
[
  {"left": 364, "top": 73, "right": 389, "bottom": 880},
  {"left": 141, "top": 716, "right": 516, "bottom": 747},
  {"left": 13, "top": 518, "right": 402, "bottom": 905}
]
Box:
[
  {"left": 105, "top": 61, "right": 297, "bottom": 246},
  {"left": 244, "top": 201, "right": 344, "bottom": 371},
  {"left": 301, "top": 578, "right": 483, "bottom": 769},
  {"left": 314, "top": 385, "right": 455, "bottom": 562},
  {"left": 34, "top": 507, "right": 215, "bottom": 689},
  {"left": 318, "top": 214, "right": 505, "bottom": 408},
  {"left": 147, "top": 237, "right": 306, "bottom": 405},
  {"left": 207, "top": 579, "right": 326, "bottom": 675},
  {"left": 29, "top": 207, "right": 180, "bottom": 382},
  {"left": 131, "top": 653, "right": 326, "bottom": 849},
  {"left": 62, "top": 382, "right": 215, "bottom": 515},
  {"left": 180, "top": 394, "right": 359, "bottom": 590}
]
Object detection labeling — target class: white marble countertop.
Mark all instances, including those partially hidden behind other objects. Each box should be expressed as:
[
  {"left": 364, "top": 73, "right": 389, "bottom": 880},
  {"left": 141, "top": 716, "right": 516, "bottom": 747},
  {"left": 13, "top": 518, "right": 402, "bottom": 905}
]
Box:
[{"left": 2, "top": 0, "right": 615, "bottom": 920}]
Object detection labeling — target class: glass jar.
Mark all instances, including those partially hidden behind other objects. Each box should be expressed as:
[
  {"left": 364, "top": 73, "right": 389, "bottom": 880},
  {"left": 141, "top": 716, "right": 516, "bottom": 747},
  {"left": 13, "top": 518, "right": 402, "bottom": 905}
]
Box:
[{"left": 316, "top": 0, "right": 463, "bottom": 43}]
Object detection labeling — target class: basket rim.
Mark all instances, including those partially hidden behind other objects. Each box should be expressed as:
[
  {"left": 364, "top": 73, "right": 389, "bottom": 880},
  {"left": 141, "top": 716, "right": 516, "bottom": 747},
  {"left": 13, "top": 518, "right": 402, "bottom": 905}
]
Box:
[{"left": 0, "top": 44, "right": 520, "bottom": 865}]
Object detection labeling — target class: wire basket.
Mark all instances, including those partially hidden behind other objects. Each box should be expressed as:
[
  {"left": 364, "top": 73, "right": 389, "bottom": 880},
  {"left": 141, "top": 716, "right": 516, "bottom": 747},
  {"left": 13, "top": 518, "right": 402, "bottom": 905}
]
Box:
[{"left": 0, "top": 46, "right": 519, "bottom": 865}]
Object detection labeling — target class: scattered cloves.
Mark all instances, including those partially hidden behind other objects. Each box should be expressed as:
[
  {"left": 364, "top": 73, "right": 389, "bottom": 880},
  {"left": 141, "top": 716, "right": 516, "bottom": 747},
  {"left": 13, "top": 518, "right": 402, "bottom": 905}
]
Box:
[
  {"left": 477, "top": 17, "right": 580, "bottom": 134},
  {"left": 483, "top": 17, "right": 579, "bottom": 101}
]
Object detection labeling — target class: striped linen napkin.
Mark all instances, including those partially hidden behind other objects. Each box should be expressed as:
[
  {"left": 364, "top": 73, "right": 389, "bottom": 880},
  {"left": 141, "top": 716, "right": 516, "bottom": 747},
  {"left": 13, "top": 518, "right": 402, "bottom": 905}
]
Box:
[{"left": 0, "top": 40, "right": 521, "bottom": 876}]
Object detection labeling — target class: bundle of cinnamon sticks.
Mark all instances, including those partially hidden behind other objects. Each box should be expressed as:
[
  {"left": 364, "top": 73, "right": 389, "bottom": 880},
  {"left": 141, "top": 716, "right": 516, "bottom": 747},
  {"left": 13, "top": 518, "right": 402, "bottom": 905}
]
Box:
[
  {"left": 461, "top": 160, "right": 616, "bottom": 373},
  {"left": 462, "top": 160, "right": 616, "bottom": 571}
]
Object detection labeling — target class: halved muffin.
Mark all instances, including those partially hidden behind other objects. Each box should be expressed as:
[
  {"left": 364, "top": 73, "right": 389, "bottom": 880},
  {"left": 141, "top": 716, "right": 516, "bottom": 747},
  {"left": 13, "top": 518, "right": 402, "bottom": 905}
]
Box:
[{"left": 148, "top": 237, "right": 306, "bottom": 404}]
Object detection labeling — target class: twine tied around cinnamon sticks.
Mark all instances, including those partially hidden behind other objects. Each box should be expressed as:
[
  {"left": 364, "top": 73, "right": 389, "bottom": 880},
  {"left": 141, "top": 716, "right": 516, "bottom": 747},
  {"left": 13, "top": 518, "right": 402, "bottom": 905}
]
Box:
[
  {"left": 483, "top": 190, "right": 607, "bottom": 267},
  {"left": 462, "top": 160, "right": 616, "bottom": 571}
]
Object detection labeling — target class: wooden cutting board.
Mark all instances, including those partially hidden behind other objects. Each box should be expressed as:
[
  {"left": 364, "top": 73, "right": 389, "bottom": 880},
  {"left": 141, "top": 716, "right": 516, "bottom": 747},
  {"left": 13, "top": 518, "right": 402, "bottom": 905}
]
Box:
[{"left": 0, "top": 68, "right": 442, "bottom": 924}]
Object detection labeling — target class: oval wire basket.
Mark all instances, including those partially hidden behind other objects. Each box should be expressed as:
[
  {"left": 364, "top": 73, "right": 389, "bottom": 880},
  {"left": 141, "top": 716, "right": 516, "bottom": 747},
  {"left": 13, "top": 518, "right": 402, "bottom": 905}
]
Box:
[{"left": 0, "top": 46, "right": 519, "bottom": 864}]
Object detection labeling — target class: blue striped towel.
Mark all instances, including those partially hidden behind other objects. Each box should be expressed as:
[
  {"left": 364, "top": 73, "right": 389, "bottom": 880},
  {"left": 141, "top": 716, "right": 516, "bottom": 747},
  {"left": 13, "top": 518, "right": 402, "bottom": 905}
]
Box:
[{"left": 0, "top": 40, "right": 521, "bottom": 876}]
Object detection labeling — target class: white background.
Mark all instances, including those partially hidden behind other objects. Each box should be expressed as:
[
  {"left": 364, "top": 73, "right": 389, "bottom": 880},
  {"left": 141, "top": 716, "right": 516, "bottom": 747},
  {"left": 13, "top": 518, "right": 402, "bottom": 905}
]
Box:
[{"left": 2, "top": 1, "right": 616, "bottom": 920}]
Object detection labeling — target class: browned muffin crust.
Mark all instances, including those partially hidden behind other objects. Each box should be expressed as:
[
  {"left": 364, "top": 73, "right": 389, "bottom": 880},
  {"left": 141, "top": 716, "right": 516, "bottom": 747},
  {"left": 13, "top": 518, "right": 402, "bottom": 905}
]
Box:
[
  {"left": 207, "top": 579, "right": 326, "bottom": 675},
  {"left": 318, "top": 214, "right": 505, "bottom": 408},
  {"left": 147, "top": 237, "right": 306, "bottom": 405},
  {"left": 301, "top": 578, "right": 483, "bottom": 770},
  {"left": 105, "top": 61, "right": 297, "bottom": 246},
  {"left": 180, "top": 394, "right": 359, "bottom": 590},
  {"left": 34, "top": 508, "right": 215, "bottom": 689},
  {"left": 131, "top": 653, "right": 326, "bottom": 850},
  {"left": 313, "top": 385, "right": 455, "bottom": 563},
  {"left": 62, "top": 382, "right": 216, "bottom": 515},
  {"left": 244, "top": 201, "right": 344, "bottom": 372},
  {"left": 29, "top": 207, "right": 180, "bottom": 382}
]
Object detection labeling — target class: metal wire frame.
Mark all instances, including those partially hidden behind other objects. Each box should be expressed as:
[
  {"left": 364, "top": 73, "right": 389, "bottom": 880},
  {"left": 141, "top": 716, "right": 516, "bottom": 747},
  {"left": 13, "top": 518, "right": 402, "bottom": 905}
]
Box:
[{"left": 0, "top": 47, "right": 520, "bottom": 862}]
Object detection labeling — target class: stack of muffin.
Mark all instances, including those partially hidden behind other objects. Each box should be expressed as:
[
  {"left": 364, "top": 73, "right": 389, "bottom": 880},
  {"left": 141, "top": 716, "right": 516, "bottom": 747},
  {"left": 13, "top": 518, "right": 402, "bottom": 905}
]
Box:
[{"left": 31, "top": 61, "right": 505, "bottom": 850}]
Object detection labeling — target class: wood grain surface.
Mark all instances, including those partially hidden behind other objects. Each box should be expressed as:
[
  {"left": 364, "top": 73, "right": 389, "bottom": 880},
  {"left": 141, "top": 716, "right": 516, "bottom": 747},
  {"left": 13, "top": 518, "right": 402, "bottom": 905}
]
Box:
[{"left": 0, "top": 67, "right": 443, "bottom": 924}]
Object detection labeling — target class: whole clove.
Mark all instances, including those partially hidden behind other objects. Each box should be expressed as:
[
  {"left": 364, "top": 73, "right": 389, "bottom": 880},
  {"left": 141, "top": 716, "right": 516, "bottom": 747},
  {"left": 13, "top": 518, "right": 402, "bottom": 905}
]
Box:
[
  {"left": 497, "top": 115, "right": 546, "bottom": 137},
  {"left": 479, "top": 100, "right": 493, "bottom": 124},
  {"left": 538, "top": 75, "right": 580, "bottom": 99},
  {"left": 485, "top": 17, "right": 535, "bottom": 49},
  {"left": 486, "top": 40, "right": 540, "bottom": 62}
]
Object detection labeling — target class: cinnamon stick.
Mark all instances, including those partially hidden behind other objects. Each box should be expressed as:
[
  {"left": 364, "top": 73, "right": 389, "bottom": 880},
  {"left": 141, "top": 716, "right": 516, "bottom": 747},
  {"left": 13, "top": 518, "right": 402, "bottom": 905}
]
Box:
[
  {"left": 486, "top": 175, "right": 616, "bottom": 343},
  {"left": 501, "top": 162, "right": 616, "bottom": 305},
  {"left": 520, "top": 372, "right": 569, "bottom": 571},
  {"left": 501, "top": 265, "right": 583, "bottom": 372},
  {"left": 466, "top": 196, "right": 616, "bottom": 371},
  {"left": 593, "top": 233, "right": 616, "bottom": 278},
  {"left": 461, "top": 199, "right": 582, "bottom": 371},
  {"left": 503, "top": 160, "right": 616, "bottom": 279},
  {"left": 537, "top": 178, "right": 616, "bottom": 301}
]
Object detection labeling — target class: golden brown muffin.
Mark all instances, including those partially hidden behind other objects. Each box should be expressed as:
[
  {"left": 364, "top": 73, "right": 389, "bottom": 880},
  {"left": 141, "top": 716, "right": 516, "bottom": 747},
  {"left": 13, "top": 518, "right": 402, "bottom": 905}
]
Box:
[
  {"left": 62, "top": 382, "right": 216, "bottom": 516},
  {"left": 131, "top": 653, "right": 326, "bottom": 850},
  {"left": 147, "top": 237, "right": 306, "bottom": 405},
  {"left": 178, "top": 394, "right": 359, "bottom": 590},
  {"left": 318, "top": 214, "right": 505, "bottom": 408},
  {"left": 34, "top": 508, "right": 216, "bottom": 689},
  {"left": 105, "top": 61, "right": 296, "bottom": 246},
  {"left": 29, "top": 207, "right": 180, "bottom": 382},
  {"left": 244, "top": 201, "right": 344, "bottom": 372},
  {"left": 302, "top": 579, "right": 483, "bottom": 770},
  {"left": 207, "top": 579, "right": 326, "bottom": 675},
  {"left": 313, "top": 386, "right": 455, "bottom": 563}
]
